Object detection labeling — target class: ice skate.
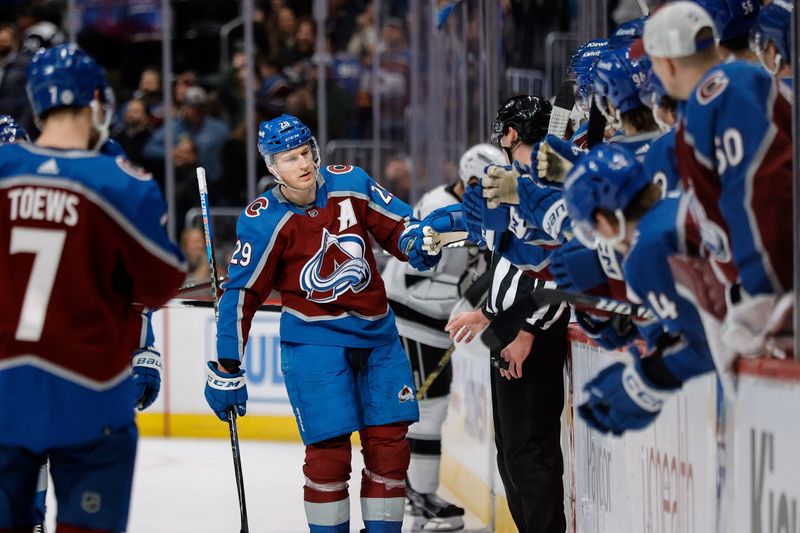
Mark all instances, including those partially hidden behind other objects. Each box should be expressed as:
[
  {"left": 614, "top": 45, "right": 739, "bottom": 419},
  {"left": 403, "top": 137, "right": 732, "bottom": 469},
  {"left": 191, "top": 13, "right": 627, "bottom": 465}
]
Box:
[{"left": 406, "top": 485, "right": 465, "bottom": 531}]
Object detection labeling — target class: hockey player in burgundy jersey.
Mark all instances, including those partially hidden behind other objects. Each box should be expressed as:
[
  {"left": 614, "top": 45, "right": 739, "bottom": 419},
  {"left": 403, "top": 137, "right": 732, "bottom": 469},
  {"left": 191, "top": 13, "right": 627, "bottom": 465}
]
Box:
[
  {"left": 0, "top": 45, "right": 185, "bottom": 533},
  {"left": 204, "top": 114, "right": 438, "bottom": 533},
  {"left": 644, "top": 1, "right": 793, "bottom": 356}
]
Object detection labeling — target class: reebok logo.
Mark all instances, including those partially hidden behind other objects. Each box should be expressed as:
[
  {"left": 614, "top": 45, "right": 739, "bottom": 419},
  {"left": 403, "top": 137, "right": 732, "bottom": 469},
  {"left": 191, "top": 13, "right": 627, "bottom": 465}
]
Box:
[{"left": 36, "top": 158, "right": 60, "bottom": 175}]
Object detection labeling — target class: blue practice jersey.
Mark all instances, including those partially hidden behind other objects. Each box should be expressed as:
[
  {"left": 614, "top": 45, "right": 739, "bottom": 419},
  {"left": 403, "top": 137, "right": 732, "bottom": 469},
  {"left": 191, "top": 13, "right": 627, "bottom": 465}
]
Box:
[
  {"left": 0, "top": 143, "right": 185, "bottom": 452},
  {"left": 217, "top": 165, "right": 413, "bottom": 361}
]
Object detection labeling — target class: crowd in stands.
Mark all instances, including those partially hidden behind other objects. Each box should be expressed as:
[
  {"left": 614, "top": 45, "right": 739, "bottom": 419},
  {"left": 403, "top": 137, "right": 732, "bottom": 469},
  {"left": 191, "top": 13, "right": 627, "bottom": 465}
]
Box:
[{"left": 0, "top": 0, "right": 575, "bottom": 282}]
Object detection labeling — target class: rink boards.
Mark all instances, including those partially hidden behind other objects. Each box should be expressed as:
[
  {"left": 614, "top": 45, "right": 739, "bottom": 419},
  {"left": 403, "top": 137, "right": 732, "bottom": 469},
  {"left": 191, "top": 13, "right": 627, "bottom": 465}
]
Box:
[{"left": 142, "top": 304, "right": 800, "bottom": 533}]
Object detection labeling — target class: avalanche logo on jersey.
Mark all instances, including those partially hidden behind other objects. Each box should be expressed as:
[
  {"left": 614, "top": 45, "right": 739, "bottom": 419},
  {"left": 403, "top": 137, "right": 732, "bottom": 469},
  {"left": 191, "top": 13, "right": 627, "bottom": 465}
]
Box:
[{"left": 300, "top": 228, "right": 371, "bottom": 303}]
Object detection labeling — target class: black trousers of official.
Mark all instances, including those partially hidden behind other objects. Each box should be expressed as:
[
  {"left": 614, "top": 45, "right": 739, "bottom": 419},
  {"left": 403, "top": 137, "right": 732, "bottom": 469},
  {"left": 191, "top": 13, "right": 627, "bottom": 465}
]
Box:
[{"left": 490, "top": 311, "right": 569, "bottom": 533}]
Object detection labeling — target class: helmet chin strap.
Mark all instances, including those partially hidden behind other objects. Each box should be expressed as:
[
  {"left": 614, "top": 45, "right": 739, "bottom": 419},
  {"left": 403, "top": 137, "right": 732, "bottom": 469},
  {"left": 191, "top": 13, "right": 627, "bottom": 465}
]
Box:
[
  {"left": 89, "top": 100, "right": 112, "bottom": 152},
  {"left": 502, "top": 139, "right": 520, "bottom": 164},
  {"left": 601, "top": 209, "right": 629, "bottom": 252}
]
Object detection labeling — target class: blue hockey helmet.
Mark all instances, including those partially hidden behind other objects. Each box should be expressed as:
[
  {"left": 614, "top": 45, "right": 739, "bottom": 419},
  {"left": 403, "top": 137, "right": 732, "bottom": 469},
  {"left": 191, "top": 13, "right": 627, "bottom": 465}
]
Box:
[
  {"left": 692, "top": 0, "right": 759, "bottom": 43},
  {"left": 0, "top": 115, "right": 29, "bottom": 143},
  {"left": 257, "top": 114, "right": 320, "bottom": 182},
  {"left": 750, "top": 0, "right": 792, "bottom": 72},
  {"left": 593, "top": 48, "right": 651, "bottom": 128},
  {"left": 564, "top": 144, "right": 648, "bottom": 248},
  {"left": 609, "top": 16, "right": 647, "bottom": 45},
  {"left": 26, "top": 44, "right": 113, "bottom": 150},
  {"left": 569, "top": 39, "right": 611, "bottom": 115},
  {"left": 638, "top": 66, "right": 667, "bottom": 109}
]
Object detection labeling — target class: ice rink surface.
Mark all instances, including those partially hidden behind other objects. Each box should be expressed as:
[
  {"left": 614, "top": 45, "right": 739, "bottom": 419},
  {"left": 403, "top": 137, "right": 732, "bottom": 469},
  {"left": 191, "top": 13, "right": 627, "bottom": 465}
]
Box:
[{"left": 45, "top": 437, "right": 489, "bottom": 532}]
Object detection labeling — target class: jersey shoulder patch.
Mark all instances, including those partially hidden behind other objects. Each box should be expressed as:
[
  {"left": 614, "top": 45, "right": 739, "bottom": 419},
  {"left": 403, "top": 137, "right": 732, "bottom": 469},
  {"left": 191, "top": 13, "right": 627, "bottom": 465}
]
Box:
[
  {"left": 695, "top": 69, "right": 729, "bottom": 106},
  {"left": 244, "top": 195, "right": 270, "bottom": 218},
  {"left": 322, "top": 164, "right": 372, "bottom": 195},
  {"left": 114, "top": 156, "right": 152, "bottom": 181}
]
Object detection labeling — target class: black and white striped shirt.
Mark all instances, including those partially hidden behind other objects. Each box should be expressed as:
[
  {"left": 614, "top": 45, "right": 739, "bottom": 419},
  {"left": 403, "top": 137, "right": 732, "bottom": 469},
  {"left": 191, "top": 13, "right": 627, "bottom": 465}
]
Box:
[{"left": 483, "top": 255, "right": 567, "bottom": 335}]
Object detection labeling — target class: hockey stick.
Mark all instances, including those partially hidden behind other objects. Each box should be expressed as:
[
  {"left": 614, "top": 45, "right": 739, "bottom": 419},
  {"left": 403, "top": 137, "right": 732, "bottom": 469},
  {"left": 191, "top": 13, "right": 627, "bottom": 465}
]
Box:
[
  {"left": 197, "top": 167, "right": 250, "bottom": 533},
  {"left": 549, "top": 80, "right": 575, "bottom": 141},
  {"left": 586, "top": 98, "right": 607, "bottom": 148},
  {"left": 416, "top": 344, "right": 455, "bottom": 398},
  {"left": 533, "top": 287, "right": 656, "bottom": 321},
  {"left": 481, "top": 287, "right": 655, "bottom": 352}
]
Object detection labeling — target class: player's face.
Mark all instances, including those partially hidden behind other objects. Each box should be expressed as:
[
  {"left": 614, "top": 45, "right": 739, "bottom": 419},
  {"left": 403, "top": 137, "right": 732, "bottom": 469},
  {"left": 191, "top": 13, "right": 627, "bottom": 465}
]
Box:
[{"left": 274, "top": 143, "right": 316, "bottom": 191}]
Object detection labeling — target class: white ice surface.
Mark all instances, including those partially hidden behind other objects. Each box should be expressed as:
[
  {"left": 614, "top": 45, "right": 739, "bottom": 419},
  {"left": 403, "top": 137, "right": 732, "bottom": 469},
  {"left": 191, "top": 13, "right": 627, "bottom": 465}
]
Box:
[{"left": 45, "top": 437, "right": 488, "bottom": 532}]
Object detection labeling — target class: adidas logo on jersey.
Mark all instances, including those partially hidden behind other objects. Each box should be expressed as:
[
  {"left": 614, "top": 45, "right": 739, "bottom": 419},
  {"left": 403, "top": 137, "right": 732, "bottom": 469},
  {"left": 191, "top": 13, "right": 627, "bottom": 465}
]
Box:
[{"left": 36, "top": 158, "right": 60, "bottom": 175}]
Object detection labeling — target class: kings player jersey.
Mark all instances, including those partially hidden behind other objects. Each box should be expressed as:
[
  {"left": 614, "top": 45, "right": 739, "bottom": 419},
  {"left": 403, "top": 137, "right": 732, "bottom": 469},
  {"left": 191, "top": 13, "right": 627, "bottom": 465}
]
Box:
[
  {"left": 0, "top": 143, "right": 185, "bottom": 452},
  {"left": 674, "top": 61, "right": 793, "bottom": 296},
  {"left": 217, "top": 165, "right": 412, "bottom": 360}
]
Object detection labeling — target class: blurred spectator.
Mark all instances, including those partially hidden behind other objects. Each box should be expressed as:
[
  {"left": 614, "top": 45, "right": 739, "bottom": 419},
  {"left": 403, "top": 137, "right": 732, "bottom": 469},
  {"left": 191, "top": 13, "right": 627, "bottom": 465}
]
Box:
[
  {"left": 173, "top": 71, "right": 197, "bottom": 112},
  {"left": 360, "top": 17, "right": 410, "bottom": 141},
  {"left": 256, "top": 54, "right": 291, "bottom": 114},
  {"left": 217, "top": 48, "right": 261, "bottom": 128},
  {"left": 173, "top": 135, "right": 201, "bottom": 236},
  {"left": 16, "top": 5, "right": 64, "bottom": 54},
  {"left": 285, "top": 82, "right": 316, "bottom": 127},
  {"left": 283, "top": 17, "right": 316, "bottom": 67},
  {"left": 273, "top": 7, "right": 299, "bottom": 64},
  {"left": 219, "top": 113, "right": 270, "bottom": 207},
  {"left": 132, "top": 66, "right": 164, "bottom": 126},
  {"left": 180, "top": 227, "right": 211, "bottom": 285},
  {"left": 346, "top": 1, "right": 377, "bottom": 58},
  {"left": 144, "top": 86, "right": 230, "bottom": 184},
  {"left": 383, "top": 155, "right": 412, "bottom": 203},
  {"left": 0, "top": 23, "right": 33, "bottom": 133},
  {"left": 327, "top": 0, "right": 366, "bottom": 53},
  {"left": 114, "top": 98, "right": 153, "bottom": 171}
]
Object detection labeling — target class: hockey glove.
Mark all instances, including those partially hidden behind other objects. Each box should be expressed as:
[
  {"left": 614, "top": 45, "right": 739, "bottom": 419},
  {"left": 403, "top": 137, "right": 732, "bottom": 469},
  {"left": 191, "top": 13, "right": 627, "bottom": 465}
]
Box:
[
  {"left": 132, "top": 348, "right": 162, "bottom": 411},
  {"left": 482, "top": 163, "right": 526, "bottom": 208},
  {"left": 549, "top": 239, "right": 607, "bottom": 292},
  {"left": 399, "top": 223, "right": 442, "bottom": 271},
  {"left": 420, "top": 204, "right": 468, "bottom": 255},
  {"left": 532, "top": 134, "right": 584, "bottom": 186},
  {"left": 461, "top": 183, "right": 486, "bottom": 247},
  {"left": 578, "top": 348, "right": 675, "bottom": 435},
  {"left": 205, "top": 361, "right": 248, "bottom": 421},
  {"left": 517, "top": 178, "right": 570, "bottom": 240},
  {"left": 575, "top": 311, "right": 638, "bottom": 351}
]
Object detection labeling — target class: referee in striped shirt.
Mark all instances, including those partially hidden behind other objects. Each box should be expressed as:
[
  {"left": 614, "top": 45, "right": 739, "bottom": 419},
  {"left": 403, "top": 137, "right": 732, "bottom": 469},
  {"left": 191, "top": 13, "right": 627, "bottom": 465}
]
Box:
[{"left": 446, "top": 96, "right": 570, "bottom": 533}]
